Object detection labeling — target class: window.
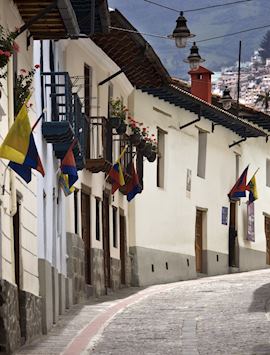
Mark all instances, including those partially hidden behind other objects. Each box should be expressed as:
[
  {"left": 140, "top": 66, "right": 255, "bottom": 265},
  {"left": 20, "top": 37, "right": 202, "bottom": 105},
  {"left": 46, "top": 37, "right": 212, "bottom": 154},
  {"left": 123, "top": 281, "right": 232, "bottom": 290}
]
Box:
[
  {"left": 157, "top": 128, "right": 166, "bottom": 188},
  {"left": 74, "top": 189, "right": 78, "bottom": 234},
  {"left": 197, "top": 130, "right": 207, "bottom": 178},
  {"left": 96, "top": 198, "right": 100, "bottom": 241},
  {"left": 266, "top": 159, "right": 270, "bottom": 187},
  {"left": 113, "top": 207, "right": 118, "bottom": 248}
]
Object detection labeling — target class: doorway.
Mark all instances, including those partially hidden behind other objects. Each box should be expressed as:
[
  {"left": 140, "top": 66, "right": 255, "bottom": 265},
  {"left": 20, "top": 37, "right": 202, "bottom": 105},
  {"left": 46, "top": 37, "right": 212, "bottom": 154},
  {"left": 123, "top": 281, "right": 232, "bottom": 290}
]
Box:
[
  {"left": 265, "top": 216, "right": 270, "bottom": 265},
  {"left": 229, "top": 201, "right": 238, "bottom": 267},
  {"left": 119, "top": 213, "right": 126, "bottom": 285},
  {"left": 102, "top": 192, "right": 111, "bottom": 290},
  {"left": 81, "top": 191, "right": 91, "bottom": 284},
  {"left": 195, "top": 209, "right": 203, "bottom": 273}
]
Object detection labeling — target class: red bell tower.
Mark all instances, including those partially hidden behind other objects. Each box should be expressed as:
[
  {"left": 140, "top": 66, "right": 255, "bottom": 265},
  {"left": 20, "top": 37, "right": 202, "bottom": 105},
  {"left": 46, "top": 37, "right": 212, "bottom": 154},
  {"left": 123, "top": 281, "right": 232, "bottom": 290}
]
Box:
[{"left": 188, "top": 66, "right": 214, "bottom": 104}]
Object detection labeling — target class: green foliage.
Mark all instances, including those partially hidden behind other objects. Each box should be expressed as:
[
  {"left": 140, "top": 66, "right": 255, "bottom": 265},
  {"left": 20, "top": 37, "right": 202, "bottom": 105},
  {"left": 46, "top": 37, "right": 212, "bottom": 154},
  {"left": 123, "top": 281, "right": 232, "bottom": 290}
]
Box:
[
  {"left": 109, "top": 98, "right": 127, "bottom": 121},
  {"left": 0, "top": 25, "right": 18, "bottom": 80},
  {"left": 14, "top": 66, "right": 39, "bottom": 115},
  {"left": 255, "top": 90, "right": 270, "bottom": 111}
]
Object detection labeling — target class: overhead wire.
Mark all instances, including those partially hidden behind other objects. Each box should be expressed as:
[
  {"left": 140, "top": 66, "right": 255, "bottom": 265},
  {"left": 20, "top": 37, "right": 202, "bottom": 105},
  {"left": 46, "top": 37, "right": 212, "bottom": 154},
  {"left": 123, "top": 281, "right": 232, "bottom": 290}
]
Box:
[
  {"left": 144, "top": 0, "right": 258, "bottom": 13},
  {"left": 109, "top": 23, "right": 270, "bottom": 44}
]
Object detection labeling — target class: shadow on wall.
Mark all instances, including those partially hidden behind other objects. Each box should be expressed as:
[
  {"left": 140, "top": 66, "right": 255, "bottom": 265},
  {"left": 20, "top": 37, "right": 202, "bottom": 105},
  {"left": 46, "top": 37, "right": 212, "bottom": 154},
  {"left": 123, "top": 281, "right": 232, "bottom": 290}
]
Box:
[
  {"left": 251, "top": 343, "right": 270, "bottom": 354},
  {"left": 248, "top": 282, "right": 270, "bottom": 313}
]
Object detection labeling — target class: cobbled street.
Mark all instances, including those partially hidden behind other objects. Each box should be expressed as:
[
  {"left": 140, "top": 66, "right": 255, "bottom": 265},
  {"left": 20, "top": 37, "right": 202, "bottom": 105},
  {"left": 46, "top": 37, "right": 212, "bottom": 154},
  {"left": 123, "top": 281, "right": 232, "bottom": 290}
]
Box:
[
  {"left": 16, "top": 269, "right": 270, "bottom": 355},
  {"left": 88, "top": 270, "right": 270, "bottom": 355}
]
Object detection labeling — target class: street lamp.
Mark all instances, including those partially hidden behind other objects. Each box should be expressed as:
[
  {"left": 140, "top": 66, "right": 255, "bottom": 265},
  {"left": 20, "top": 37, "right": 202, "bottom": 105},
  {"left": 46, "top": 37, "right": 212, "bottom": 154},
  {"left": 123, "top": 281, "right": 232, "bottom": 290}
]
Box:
[
  {"left": 219, "top": 86, "right": 233, "bottom": 110},
  {"left": 184, "top": 42, "right": 205, "bottom": 70},
  {"left": 168, "top": 11, "right": 195, "bottom": 48}
]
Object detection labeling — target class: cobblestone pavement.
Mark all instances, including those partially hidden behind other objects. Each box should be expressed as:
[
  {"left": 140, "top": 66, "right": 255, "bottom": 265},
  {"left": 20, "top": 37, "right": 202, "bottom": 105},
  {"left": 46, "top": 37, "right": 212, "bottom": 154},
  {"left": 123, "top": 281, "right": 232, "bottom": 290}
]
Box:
[
  {"left": 14, "top": 270, "right": 270, "bottom": 355},
  {"left": 88, "top": 270, "right": 270, "bottom": 355}
]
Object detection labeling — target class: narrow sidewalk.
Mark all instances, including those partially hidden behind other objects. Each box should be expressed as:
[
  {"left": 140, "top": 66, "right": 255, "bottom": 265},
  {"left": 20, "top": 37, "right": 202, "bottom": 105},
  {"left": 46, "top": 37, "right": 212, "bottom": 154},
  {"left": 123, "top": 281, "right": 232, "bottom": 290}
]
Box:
[
  {"left": 15, "top": 282, "right": 180, "bottom": 355},
  {"left": 15, "top": 287, "right": 144, "bottom": 355}
]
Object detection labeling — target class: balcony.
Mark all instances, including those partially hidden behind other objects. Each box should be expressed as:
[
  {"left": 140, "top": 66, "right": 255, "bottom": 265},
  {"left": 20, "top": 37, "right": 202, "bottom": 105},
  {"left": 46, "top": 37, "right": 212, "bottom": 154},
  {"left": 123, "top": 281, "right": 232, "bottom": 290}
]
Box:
[
  {"left": 86, "top": 117, "right": 132, "bottom": 189},
  {"left": 42, "top": 72, "right": 88, "bottom": 170}
]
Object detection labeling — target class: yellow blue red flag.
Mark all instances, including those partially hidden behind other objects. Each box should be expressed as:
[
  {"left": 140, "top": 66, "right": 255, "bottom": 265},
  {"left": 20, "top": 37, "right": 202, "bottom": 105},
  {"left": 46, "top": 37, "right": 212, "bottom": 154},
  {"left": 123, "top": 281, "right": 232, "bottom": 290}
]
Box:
[
  {"left": 0, "top": 101, "right": 31, "bottom": 164},
  {"left": 108, "top": 146, "right": 126, "bottom": 194},
  {"left": 247, "top": 173, "right": 258, "bottom": 203}
]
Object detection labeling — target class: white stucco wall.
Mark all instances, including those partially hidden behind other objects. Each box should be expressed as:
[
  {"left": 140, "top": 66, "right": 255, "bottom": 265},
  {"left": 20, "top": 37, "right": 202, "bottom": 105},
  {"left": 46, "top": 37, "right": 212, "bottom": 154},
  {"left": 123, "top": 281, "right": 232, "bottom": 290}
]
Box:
[
  {"left": 0, "top": 0, "right": 39, "bottom": 295},
  {"left": 63, "top": 38, "right": 133, "bottom": 261},
  {"left": 130, "top": 89, "right": 270, "bottom": 261}
]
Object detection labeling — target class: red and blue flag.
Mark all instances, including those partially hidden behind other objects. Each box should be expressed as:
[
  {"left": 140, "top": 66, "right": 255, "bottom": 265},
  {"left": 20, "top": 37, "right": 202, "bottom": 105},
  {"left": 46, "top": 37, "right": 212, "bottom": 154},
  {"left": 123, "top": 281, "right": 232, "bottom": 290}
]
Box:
[
  {"left": 228, "top": 166, "right": 248, "bottom": 199},
  {"left": 61, "top": 141, "right": 78, "bottom": 188},
  {"left": 126, "top": 163, "right": 142, "bottom": 202}
]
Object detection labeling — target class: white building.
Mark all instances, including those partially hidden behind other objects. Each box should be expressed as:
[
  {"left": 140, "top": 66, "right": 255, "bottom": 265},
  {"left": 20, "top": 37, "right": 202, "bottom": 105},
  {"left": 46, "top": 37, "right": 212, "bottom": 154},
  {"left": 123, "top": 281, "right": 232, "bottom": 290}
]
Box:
[{"left": 94, "top": 10, "right": 270, "bottom": 286}]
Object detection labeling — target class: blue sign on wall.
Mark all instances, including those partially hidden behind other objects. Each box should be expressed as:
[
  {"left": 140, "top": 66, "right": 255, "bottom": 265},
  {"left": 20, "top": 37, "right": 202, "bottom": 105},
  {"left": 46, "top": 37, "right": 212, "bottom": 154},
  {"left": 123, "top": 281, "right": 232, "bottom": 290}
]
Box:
[{"left": 222, "top": 207, "right": 228, "bottom": 225}]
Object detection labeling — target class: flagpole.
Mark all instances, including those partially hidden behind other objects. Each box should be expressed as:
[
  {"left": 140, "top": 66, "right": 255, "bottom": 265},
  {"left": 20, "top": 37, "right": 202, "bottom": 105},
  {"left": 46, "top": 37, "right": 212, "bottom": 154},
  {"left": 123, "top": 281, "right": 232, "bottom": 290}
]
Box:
[{"left": 253, "top": 167, "right": 260, "bottom": 176}]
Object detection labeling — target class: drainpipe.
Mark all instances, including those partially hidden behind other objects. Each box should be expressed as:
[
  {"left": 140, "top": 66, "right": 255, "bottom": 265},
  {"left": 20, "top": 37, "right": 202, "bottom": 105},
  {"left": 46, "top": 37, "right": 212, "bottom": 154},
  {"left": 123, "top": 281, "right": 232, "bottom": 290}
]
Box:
[{"left": 7, "top": 58, "right": 17, "bottom": 217}]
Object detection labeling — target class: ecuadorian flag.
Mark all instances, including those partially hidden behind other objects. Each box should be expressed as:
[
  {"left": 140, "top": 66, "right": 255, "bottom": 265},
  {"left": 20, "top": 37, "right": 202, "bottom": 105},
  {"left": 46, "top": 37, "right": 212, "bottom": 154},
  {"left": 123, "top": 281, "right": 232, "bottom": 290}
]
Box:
[
  {"left": 61, "top": 141, "right": 78, "bottom": 188},
  {"left": 0, "top": 101, "right": 31, "bottom": 164},
  {"left": 109, "top": 161, "right": 125, "bottom": 194},
  {"left": 247, "top": 173, "right": 258, "bottom": 203}
]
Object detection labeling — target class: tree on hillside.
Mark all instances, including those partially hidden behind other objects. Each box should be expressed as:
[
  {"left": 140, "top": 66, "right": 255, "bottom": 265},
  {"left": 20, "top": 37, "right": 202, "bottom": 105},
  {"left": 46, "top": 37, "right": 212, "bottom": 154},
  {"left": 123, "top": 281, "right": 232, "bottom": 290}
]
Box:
[
  {"left": 255, "top": 90, "right": 270, "bottom": 112},
  {"left": 260, "top": 31, "right": 270, "bottom": 61}
]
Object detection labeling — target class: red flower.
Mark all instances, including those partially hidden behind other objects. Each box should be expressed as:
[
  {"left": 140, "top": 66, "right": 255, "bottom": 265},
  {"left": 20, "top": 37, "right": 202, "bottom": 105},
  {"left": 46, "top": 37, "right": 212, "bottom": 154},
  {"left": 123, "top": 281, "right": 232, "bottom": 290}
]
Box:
[
  {"left": 13, "top": 42, "right": 19, "bottom": 52},
  {"left": 20, "top": 69, "right": 27, "bottom": 74},
  {"left": 0, "top": 50, "right": 4, "bottom": 55},
  {"left": 34, "top": 64, "right": 40, "bottom": 69},
  {"left": 4, "top": 51, "right": 11, "bottom": 57}
]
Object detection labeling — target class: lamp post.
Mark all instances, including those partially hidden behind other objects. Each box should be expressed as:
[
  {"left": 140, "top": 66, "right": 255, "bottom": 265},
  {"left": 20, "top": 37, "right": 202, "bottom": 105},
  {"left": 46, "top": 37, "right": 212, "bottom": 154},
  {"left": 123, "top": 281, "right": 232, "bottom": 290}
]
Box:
[
  {"left": 219, "top": 86, "right": 233, "bottom": 110},
  {"left": 168, "top": 11, "right": 195, "bottom": 48},
  {"left": 184, "top": 42, "right": 205, "bottom": 70}
]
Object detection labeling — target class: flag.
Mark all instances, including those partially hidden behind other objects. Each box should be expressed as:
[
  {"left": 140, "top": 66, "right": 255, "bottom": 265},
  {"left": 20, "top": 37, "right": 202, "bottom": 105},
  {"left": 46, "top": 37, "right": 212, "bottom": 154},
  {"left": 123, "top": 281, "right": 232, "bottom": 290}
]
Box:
[
  {"left": 61, "top": 141, "right": 78, "bottom": 188},
  {"left": 228, "top": 166, "right": 249, "bottom": 199},
  {"left": 247, "top": 173, "right": 258, "bottom": 203},
  {"left": 109, "top": 161, "right": 125, "bottom": 194},
  {"left": 126, "top": 163, "right": 142, "bottom": 202},
  {"left": 0, "top": 101, "right": 31, "bottom": 164},
  {"left": 108, "top": 147, "right": 127, "bottom": 194},
  {"left": 59, "top": 173, "right": 75, "bottom": 196},
  {"left": 9, "top": 132, "right": 45, "bottom": 183}
]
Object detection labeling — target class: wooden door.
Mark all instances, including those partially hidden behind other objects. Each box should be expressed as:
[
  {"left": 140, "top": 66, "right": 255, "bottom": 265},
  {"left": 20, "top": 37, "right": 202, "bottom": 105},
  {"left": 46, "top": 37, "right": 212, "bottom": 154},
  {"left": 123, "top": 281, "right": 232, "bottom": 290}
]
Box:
[
  {"left": 229, "top": 202, "right": 237, "bottom": 267},
  {"left": 13, "top": 200, "right": 20, "bottom": 289},
  {"left": 195, "top": 210, "right": 203, "bottom": 273},
  {"left": 81, "top": 192, "right": 91, "bottom": 284},
  {"left": 265, "top": 216, "right": 270, "bottom": 264},
  {"left": 120, "top": 214, "right": 126, "bottom": 285},
  {"left": 102, "top": 193, "right": 111, "bottom": 289}
]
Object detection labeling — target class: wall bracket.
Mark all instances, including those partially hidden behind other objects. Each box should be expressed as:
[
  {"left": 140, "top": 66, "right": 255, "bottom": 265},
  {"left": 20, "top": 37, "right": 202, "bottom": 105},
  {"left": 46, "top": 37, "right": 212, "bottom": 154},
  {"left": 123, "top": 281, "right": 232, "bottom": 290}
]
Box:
[{"left": 229, "top": 137, "right": 247, "bottom": 148}]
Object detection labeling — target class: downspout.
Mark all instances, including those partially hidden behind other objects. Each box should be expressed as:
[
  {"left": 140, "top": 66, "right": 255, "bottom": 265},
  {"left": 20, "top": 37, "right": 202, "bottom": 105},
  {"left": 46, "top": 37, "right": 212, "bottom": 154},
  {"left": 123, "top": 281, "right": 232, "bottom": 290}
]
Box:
[{"left": 7, "top": 58, "right": 17, "bottom": 217}]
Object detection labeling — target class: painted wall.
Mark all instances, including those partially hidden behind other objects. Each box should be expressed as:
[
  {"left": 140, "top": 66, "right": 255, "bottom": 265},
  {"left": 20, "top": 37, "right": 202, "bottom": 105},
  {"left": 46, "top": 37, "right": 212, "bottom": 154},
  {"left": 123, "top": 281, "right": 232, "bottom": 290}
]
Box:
[
  {"left": 0, "top": 0, "right": 39, "bottom": 295},
  {"left": 130, "top": 88, "right": 270, "bottom": 277},
  {"left": 63, "top": 38, "right": 133, "bottom": 261}
]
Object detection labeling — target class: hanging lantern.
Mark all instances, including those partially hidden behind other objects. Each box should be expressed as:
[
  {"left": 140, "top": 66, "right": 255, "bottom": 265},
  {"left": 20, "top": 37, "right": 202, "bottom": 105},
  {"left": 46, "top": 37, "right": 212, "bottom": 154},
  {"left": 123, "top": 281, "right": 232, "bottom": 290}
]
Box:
[
  {"left": 219, "top": 86, "right": 233, "bottom": 110},
  {"left": 184, "top": 42, "right": 205, "bottom": 70},
  {"left": 168, "top": 11, "right": 195, "bottom": 48}
]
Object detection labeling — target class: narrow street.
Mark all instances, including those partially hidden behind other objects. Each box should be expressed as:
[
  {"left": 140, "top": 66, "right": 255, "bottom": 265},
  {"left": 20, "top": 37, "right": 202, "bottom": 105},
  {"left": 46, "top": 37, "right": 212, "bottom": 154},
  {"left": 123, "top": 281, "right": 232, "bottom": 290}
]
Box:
[{"left": 16, "top": 269, "right": 270, "bottom": 355}]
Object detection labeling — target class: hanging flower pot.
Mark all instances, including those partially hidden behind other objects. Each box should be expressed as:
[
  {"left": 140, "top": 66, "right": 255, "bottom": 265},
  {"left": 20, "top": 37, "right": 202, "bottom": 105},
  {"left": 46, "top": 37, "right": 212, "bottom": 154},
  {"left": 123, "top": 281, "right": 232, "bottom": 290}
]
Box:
[
  {"left": 109, "top": 116, "right": 121, "bottom": 129},
  {"left": 116, "top": 121, "right": 127, "bottom": 135},
  {"left": 130, "top": 132, "right": 141, "bottom": 146},
  {"left": 137, "top": 138, "right": 146, "bottom": 150},
  {"left": 147, "top": 151, "right": 157, "bottom": 163},
  {"left": 142, "top": 142, "right": 153, "bottom": 157}
]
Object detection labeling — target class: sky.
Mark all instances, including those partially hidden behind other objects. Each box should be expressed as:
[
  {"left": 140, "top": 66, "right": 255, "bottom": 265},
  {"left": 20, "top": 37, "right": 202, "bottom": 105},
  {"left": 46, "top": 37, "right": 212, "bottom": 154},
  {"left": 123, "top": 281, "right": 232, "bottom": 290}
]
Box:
[{"left": 108, "top": 0, "right": 270, "bottom": 79}]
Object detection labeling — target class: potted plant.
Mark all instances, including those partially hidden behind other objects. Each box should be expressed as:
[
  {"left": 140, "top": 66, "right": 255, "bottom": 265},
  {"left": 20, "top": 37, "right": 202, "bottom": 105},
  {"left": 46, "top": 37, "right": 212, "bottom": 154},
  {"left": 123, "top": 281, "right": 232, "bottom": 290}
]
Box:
[
  {"left": 14, "top": 65, "right": 40, "bottom": 115},
  {"left": 109, "top": 98, "right": 127, "bottom": 132},
  {"left": 128, "top": 117, "right": 142, "bottom": 146},
  {"left": 0, "top": 25, "right": 19, "bottom": 96},
  {"left": 147, "top": 139, "right": 157, "bottom": 162}
]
